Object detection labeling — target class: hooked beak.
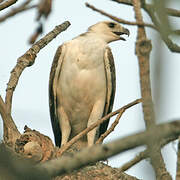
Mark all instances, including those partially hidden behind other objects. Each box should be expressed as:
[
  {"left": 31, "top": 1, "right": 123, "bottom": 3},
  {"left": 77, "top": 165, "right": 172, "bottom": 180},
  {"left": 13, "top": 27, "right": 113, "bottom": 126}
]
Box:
[{"left": 113, "top": 28, "right": 130, "bottom": 41}]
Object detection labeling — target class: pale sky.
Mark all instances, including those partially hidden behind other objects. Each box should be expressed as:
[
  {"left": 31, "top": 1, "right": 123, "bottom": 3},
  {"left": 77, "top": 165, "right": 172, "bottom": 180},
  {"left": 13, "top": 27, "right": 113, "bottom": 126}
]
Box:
[{"left": 0, "top": 0, "right": 180, "bottom": 179}]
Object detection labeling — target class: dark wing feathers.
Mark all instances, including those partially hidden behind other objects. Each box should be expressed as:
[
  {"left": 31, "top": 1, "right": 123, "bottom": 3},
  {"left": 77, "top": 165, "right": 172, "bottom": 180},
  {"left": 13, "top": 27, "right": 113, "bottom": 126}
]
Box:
[
  {"left": 99, "top": 47, "right": 116, "bottom": 139},
  {"left": 49, "top": 45, "right": 63, "bottom": 147}
]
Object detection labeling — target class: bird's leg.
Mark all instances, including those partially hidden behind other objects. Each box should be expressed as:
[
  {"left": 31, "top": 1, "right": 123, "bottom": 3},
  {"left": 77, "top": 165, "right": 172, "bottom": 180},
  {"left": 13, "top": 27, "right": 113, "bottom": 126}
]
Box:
[
  {"left": 87, "top": 99, "right": 105, "bottom": 146},
  {"left": 57, "top": 106, "right": 71, "bottom": 146}
]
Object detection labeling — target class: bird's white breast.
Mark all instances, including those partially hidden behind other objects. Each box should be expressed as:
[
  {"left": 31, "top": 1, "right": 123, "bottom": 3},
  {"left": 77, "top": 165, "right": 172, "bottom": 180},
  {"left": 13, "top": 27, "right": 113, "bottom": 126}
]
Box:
[{"left": 56, "top": 36, "right": 107, "bottom": 137}]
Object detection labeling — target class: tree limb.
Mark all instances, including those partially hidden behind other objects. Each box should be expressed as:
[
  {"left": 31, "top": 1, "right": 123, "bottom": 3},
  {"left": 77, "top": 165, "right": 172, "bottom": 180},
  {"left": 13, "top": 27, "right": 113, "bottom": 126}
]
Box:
[
  {"left": 5, "top": 21, "right": 70, "bottom": 115},
  {"left": 0, "top": 1, "right": 36, "bottom": 23},
  {"left": 85, "top": 3, "right": 156, "bottom": 30},
  {"left": 111, "top": 0, "right": 180, "bottom": 17},
  {"left": 39, "top": 120, "right": 180, "bottom": 177},
  {"left": 144, "top": 3, "right": 180, "bottom": 53},
  {"left": 0, "top": 0, "right": 17, "bottom": 11},
  {"left": 96, "top": 99, "right": 142, "bottom": 144},
  {"left": 111, "top": 0, "right": 180, "bottom": 53},
  {"left": 57, "top": 99, "right": 142, "bottom": 156},
  {"left": 132, "top": 0, "right": 171, "bottom": 179},
  {"left": 119, "top": 136, "right": 177, "bottom": 171}
]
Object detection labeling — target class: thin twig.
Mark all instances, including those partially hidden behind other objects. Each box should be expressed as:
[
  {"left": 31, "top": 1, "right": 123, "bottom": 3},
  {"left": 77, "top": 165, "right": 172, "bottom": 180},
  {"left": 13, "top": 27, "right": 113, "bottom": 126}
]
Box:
[
  {"left": 119, "top": 136, "right": 176, "bottom": 172},
  {"left": 96, "top": 99, "right": 141, "bottom": 144},
  {"left": 144, "top": 4, "right": 180, "bottom": 53},
  {"left": 120, "top": 150, "right": 148, "bottom": 172},
  {"left": 85, "top": 3, "right": 157, "bottom": 30},
  {"left": 96, "top": 111, "right": 123, "bottom": 144},
  {"left": 0, "top": 1, "right": 36, "bottom": 23},
  {"left": 57, "top": 99, "right": 142, "bottom": 156},
  {"left": 0, "top": 0, "right": 17, "bottom": 11},
  {"left": 40, "top": 120, "right": 180, "bottom": 177},
  {"left": 111, "top": 0, "right": 180, "bottom": 52},
  {"left": 5, "top": 21, "right": 70, "bottom": 114}
]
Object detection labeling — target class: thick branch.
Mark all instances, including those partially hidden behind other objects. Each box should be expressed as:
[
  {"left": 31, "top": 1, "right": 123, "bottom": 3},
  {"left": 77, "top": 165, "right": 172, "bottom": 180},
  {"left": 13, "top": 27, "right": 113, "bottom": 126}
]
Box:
[
  {"left": 132, "top": 0, "right": 171, "bottom": 179},
  {"left": 57, "top": 99, "right": 142, "bottom": 156},
  {"left": 5, "top": 21, "right": 70, "bottom": 114},
  {"left": 85, "top": 3, "right": 156, "bottom": 30},
  {"left": 39, "top": 120, "right": 180, "bottom": 177},
  {"left": 0, "top": 144, "right": 50, "bottom": 180},
  {"left": 0, "top": 0, "right": 17, "bottom": 11}
]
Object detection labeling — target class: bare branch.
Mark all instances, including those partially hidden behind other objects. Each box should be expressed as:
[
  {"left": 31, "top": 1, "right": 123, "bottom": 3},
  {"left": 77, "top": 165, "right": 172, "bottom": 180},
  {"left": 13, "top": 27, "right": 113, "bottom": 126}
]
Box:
[
  {"left": 0, "top": 0, "right": 17, "bottom": 11},
  {"left": 132, "top": 0, "right": 171, "bottom": 179},
  {"left": 0, "top": 96, "right": 20, "bottom": 147},
  {"left": 144, "top": 4, "right": 180, "bottom": 53},
  {"left": 39, "top": 120, "right": 180, "bottom": 177},
  {"left": 0, "top": 3, "right": 36, "bottom": 23},
  {"left": 120, "top": 150, "right": 148, "bottom": 172},
  {"left": 96, "top": 111, "right": 123, "bottom": 144},
  {"left": 96, "top": 99, "right": 141, "bottom": 144},
  {"left": 111, "top": 0, "right": 180, "bottom": 17},
  {"left": 111, "top": 0, "right": 180, "bottom": 52},
  {"left": 85, "top": 3, "right": 156, "bottom": 30},
  {"left": 0, "top": 144, "right": 50, "bottom": 180},
  {"left": 4, "top": 21, "right": 70, "bottom": 114},
  {"left": 57, "top": 99, "right": 142, "bottom": 156},
  {"left": 119, "top": 136, "right": 177, "bottom": 171}
]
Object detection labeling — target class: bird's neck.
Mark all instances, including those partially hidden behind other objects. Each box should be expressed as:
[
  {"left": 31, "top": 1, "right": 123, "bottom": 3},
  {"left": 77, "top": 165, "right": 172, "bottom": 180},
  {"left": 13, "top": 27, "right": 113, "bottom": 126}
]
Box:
[{"left": 81, "top": 31, "right": 113, "bottom": 44}]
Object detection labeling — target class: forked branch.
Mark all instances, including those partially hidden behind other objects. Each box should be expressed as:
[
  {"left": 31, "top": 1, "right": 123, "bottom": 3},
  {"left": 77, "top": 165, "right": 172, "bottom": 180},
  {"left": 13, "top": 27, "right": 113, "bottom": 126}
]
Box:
[
  {"left": 40, "top": 120, "right": 180, "bottom": 178},
  {"left": 57, "top": 99, "right": 142, "bottom": 156},
  {"left": 1, "top": 21, "right": 70, "bottom": 147}
]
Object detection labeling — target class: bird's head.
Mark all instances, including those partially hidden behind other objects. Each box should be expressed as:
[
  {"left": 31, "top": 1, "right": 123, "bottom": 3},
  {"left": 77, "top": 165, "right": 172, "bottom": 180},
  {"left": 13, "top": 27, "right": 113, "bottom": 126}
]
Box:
[{"left": 88, "top": 21, "right": 130, "bottom": 43}]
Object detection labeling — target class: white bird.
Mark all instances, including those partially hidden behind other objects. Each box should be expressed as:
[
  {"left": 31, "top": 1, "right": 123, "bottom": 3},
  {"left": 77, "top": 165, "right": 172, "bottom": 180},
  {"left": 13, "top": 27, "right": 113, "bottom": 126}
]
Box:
[{"left": 49, "top": 21, "right": 129, "bottom": 147}]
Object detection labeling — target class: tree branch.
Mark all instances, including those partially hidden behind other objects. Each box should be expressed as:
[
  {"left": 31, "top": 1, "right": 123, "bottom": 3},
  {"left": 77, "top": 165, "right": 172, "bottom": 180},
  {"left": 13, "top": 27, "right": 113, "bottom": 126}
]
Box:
[
  {"left": 119, "top": 136, "right": 177, "bottom": 171},
  {"left": 5, "top": 21, "right": 70, "bottom": 115},
  {"left": 111, "top": 0, "right": 180, "bottom": 53},
  {"left": 39, "top": 120, "right": 180, "bottom": 177},
  {"left": 96, "top": 99, "right": 142, "bottom": 144},
  {"left": 0, "top": 1, "right": 36, "bottom": 23},
  {"left": 0, "top": 96, "right": 20, "bottom": 147},
  {"left": 0, "top": 0, "right": 17, "bottom": 11},
  {"left": 85, "top": 3, "right": 156, "bottom": 30},
  {"left": 111, "top": 0, "right": 180, "bottom": 17},
  {"left": 57, "top": 99, "right": 142, "bottom": 156},
  {"left": 132, "top": 0, "right": 171, "bottom": 179},
  {"left": 144, "top": 3, "right": 180, "bottom": 53}
]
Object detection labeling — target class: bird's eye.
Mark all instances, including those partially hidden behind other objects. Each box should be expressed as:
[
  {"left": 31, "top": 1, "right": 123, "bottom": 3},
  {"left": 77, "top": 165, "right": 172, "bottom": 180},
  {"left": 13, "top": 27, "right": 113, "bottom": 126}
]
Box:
[{"left": 108, "top": 22, "right": 116, "bottom": 28}]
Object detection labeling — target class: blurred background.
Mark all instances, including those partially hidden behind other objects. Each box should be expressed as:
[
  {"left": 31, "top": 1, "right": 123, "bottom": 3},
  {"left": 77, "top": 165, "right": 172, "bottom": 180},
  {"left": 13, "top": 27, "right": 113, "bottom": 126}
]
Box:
[{"left": 0, "top": 0, "right": 180, "bottom": 179}]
